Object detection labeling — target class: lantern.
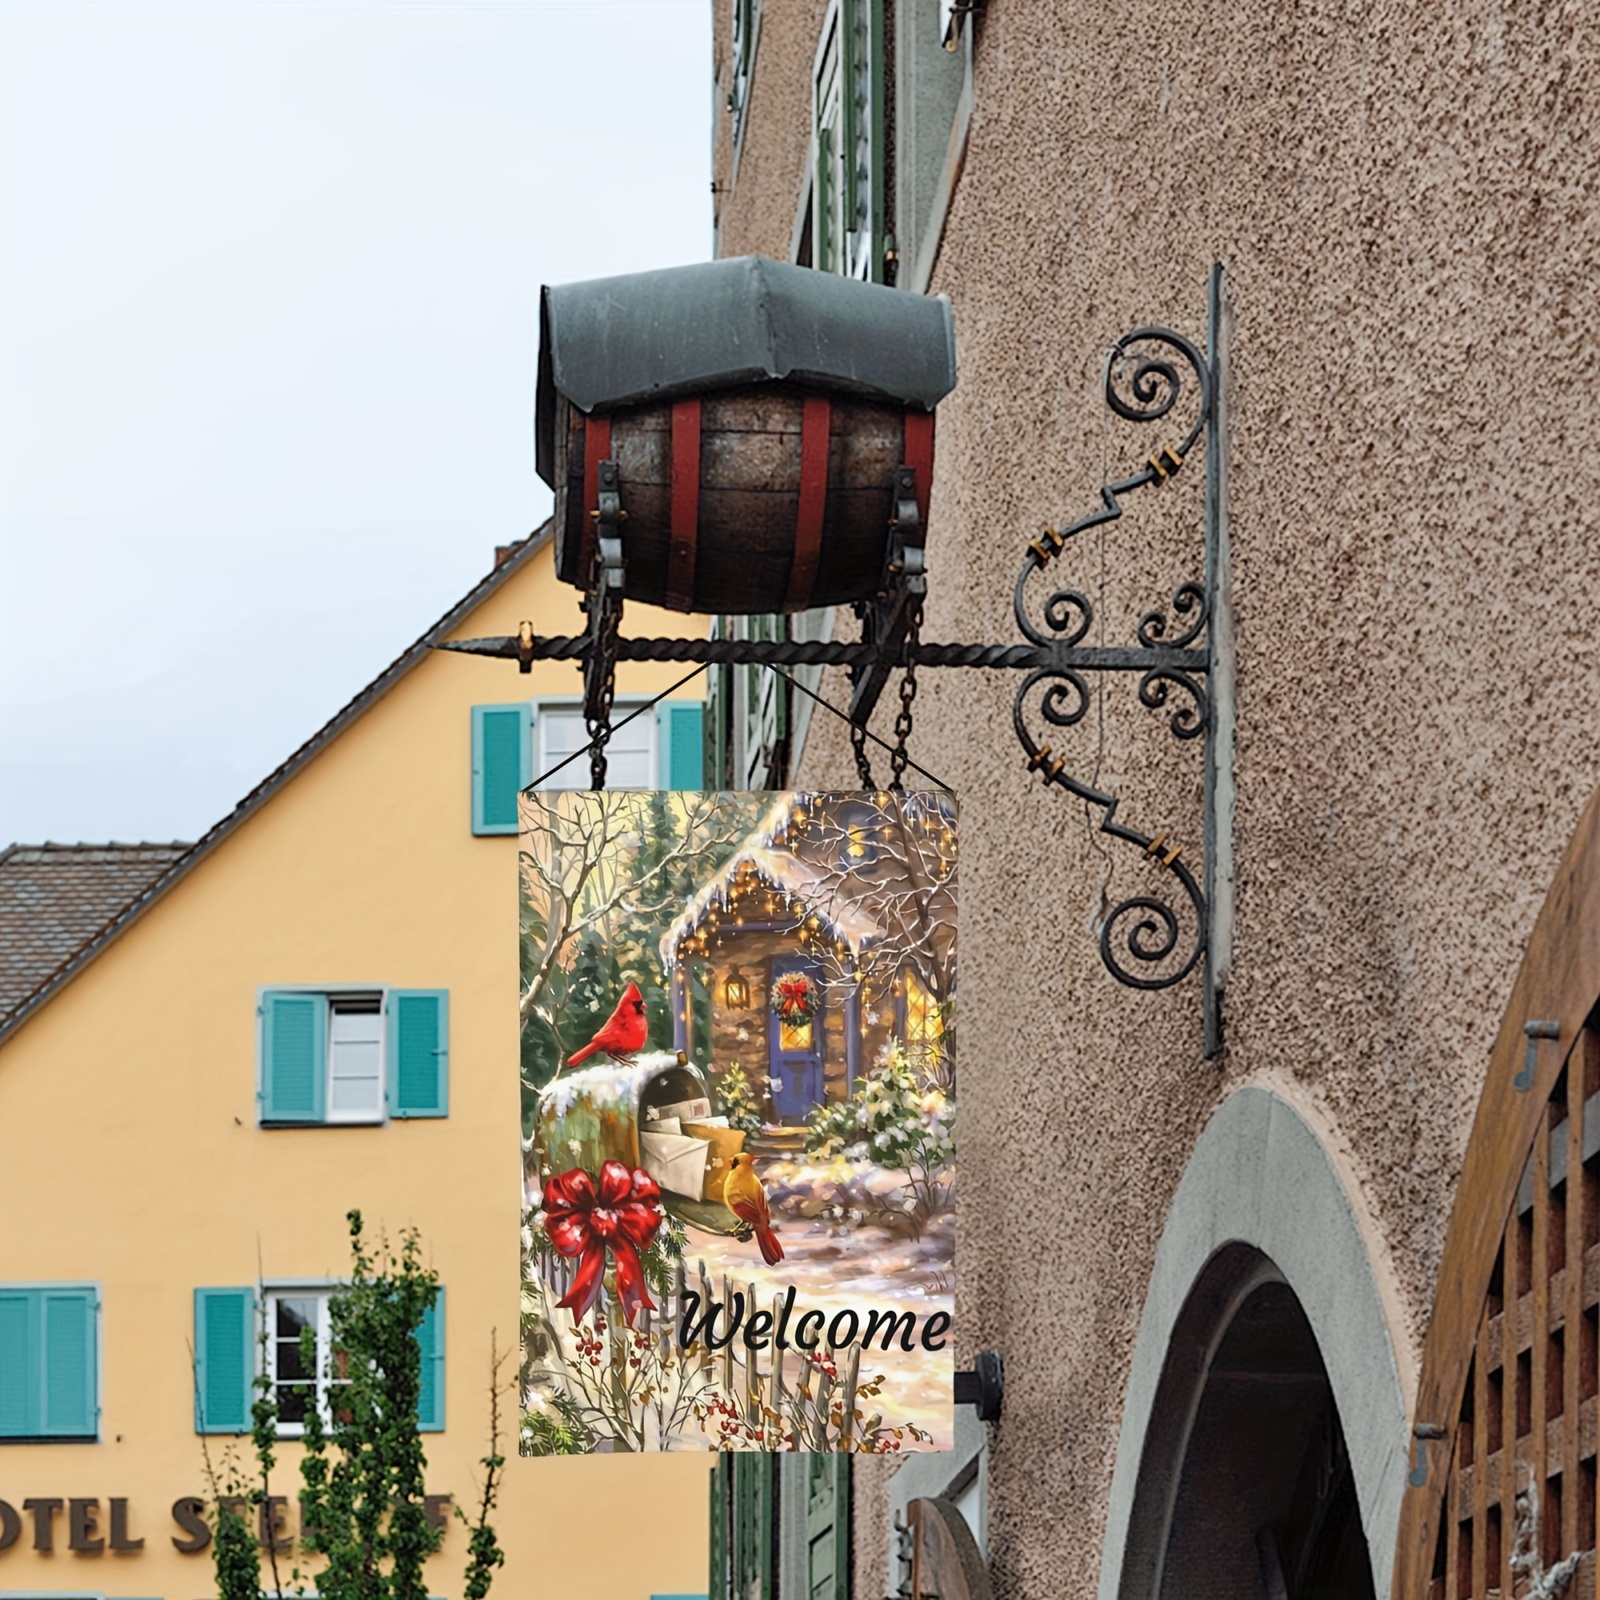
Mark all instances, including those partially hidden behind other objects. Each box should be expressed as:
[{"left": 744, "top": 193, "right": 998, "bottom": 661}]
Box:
[{"left": 723, "top": 965, "right": 751, "bottom": 1010}]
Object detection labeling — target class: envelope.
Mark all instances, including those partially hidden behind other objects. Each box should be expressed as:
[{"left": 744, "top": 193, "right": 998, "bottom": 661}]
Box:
[
  {"left": 638, "top": 1131, "right": 711, "bottom": 1198},
  {"left": 654, "top": 1097, "right": 712, "bottom": 1123}
]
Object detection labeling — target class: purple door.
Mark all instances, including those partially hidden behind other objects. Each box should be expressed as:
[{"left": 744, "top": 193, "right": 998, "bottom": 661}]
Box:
[{"left": 767, "top": 956, "right": 824, "bottom": 1122}]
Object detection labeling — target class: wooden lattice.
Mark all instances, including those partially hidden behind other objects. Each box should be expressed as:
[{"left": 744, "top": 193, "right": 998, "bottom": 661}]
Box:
[
  {"left": 1435, "top": 1031, "right": 1600, "bottom": 1600},
  {"left": 1399, "top": 793, "right": 1600, "bottom": 1600}
]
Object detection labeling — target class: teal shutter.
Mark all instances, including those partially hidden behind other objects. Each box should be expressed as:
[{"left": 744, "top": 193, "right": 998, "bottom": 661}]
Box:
[
  {"left": 472, "top": 703, "right": 532, "bottom": 834},
  {"left": 732, "top": 1456, "right": 775, "bottom": 1600},
  {"left": 804, "top": 1455, "right": 850, "bottom": 1600},
  {"left": 0, "top": 1289, "right": 39, "bottom": 1436},
  {"left": 815, "top": 0, "right": 885, "bottom": 283},
  {"left": 0, "top": 1287, "right": 98, "bottom": 1439},
  {"left": 814, "top": 11, "right": 845, "bottom": 275},
  {"left": 41, "top": 1289, "right": 97, "bottom": 1437},
  {"left": 416, "top": 1290, "right": 444, "bottom": 1432},
  {"left": 194, "top": 1287, "right": 255, "bottom": 1434},
  {"left": 656, "top": 701, "right": 705, "bottom": 789},
  {"left": 388, "top": 990, "right": 449, "bottom": 1118},
  {"left": 260, "top": 991, "right": 327, "bottom": 1123}
]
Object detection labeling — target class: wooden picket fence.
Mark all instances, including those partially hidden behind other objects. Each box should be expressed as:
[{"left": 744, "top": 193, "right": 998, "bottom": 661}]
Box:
[{"left": 533, "top": 1250, "right": 868, "bottom": 1450}]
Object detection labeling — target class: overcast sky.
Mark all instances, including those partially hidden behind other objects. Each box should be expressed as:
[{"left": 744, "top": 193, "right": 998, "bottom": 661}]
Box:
[{"left": 0, "top": 0, "right": 712, "bottom": 845}]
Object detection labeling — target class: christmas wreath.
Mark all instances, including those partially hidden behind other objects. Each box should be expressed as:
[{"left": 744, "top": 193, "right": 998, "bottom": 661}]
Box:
[{"left": 771, "top": 971, "right": 818, "bottom": 1027}]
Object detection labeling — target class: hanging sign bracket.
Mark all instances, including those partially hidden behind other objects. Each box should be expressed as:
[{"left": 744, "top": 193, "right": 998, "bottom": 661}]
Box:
[{"left": 446, "top": 268, "right": 1233, "bottom": 1053}]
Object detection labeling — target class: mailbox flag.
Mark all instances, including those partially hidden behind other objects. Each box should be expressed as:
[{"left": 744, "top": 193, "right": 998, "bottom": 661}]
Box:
[{"left": 519, "top": 790, "right": 957, "bottom": 1454}]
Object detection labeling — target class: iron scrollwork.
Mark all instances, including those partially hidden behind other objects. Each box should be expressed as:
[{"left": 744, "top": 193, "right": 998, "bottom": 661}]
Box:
[
  {"left": 1137, "top": 581, "right": 1208, "bottom": 649},
  {"left": 1012, "top": 326, "right": 1216, "bottom": 993}
]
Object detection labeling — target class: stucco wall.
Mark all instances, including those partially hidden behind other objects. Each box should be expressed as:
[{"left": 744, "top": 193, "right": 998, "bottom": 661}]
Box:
[{"left": 715, "top": 1, "right": 1600, "bottom": 1596}]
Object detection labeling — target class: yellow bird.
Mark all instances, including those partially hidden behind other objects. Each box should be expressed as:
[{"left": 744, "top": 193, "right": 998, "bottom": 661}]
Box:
[{"left": 723, "top": 1153, "right": 784, "bottom": 1265}]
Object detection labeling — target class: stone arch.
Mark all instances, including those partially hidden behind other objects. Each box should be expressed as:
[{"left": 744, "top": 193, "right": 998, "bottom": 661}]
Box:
[{"left": 1097, "top": 1086, "right": 1411, "bottom": 1600}]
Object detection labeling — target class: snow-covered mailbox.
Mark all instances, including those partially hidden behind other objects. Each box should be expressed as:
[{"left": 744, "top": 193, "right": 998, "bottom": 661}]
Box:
[
  {"left": 533, "top": 1053, "right": 748, "bottom": 1236},
  {"left": 535, "top": 255, "right": 957, "bottom": 615}
]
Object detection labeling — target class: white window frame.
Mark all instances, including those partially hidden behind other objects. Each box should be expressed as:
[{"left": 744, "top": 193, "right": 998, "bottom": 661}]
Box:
[
  {"left": 262, "top": 1282, "right": 346, "bottom": 1439},
  {"left": 258, "top": 985, "right": 391, "bottom": 1128},
  {"left": 898, "top": 0, "right": 975, "bottom": 295},
  {"left": 531, "top": 696, "right": 659, "bottom": 792},
  {"left": 325, "top": 990, "right": 385, "bottom": 1125},
  {"left": 727, "top": 0, "right": 762, "bottom": 154}
]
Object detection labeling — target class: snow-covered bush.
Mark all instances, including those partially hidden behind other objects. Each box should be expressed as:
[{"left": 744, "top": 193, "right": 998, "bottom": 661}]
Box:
[{"left": 805, "top": 1042, "right": 954, "bottom": 1216}]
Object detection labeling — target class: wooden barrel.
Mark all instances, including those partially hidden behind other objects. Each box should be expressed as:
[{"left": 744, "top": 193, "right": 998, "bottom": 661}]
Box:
[{"left": 552, "top": 382, "right": 934, "bottom": 616}]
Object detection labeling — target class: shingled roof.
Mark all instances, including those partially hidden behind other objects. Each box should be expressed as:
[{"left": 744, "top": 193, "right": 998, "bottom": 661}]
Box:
[
  {"left": 0, "top": 521, "right": 555, "bottom": 1047},
  {"left": 0, "top": 842, "right": 193, "bottom": 1021}
]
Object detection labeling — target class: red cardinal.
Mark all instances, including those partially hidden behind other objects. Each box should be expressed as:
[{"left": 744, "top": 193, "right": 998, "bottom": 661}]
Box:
[
  {"left": 565, "top": 982, "right": 649, "bottom": 1069},
  {"left": 723, "top": 1153, "right": 785, "bottom": 1266}
]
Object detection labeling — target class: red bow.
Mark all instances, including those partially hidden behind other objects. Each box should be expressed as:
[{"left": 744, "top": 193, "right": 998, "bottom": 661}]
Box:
[{"left": 542, "top": 1161, "right": 663, "bottom": 1326}]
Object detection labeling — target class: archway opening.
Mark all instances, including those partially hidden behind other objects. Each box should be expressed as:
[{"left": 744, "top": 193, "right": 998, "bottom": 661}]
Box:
[{"left": 1122, "top": 1244, "right": 1375, "bottom": 1600}]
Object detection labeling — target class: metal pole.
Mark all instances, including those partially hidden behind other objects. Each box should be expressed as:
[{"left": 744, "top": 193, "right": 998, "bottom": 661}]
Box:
[{"left": 1202, "top": 261, "right": 1236, "bottom": 1059}]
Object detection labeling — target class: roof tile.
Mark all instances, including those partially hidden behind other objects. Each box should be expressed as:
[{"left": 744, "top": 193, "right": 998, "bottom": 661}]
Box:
[{"left": 0, "top": 842, "right": 192, "bottom": 1021}]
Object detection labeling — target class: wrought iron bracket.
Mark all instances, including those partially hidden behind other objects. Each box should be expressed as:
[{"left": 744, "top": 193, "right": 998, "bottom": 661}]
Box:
[
  {"left": 1009, "top": 266, "right": 1233, "bottom": 1052},
  {"left": 444, "top": 268, "right": 1235, "bottom": 1053}
]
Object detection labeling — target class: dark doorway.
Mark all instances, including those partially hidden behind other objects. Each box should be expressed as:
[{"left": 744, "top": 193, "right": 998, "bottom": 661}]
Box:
[{"left": 1119, "top": 1245, "right": 1376, "bottom": 1600}]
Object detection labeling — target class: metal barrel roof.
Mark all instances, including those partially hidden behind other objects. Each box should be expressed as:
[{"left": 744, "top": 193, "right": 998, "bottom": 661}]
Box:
[{"left": 535, "top": 255, "right": 957, "bottom": 487}]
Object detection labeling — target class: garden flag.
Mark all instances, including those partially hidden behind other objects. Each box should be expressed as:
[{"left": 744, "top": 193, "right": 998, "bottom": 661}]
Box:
[{"left": 519, "top": 790, "right": 957, "bottom": 1453}]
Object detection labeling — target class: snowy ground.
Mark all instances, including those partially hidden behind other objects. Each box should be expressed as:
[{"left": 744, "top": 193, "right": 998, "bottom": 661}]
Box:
[{"left": 683, "top": 1155, "right": 956, "bottom": 1450}]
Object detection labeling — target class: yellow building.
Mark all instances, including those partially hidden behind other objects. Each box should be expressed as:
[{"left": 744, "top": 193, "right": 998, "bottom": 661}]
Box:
[{"left": 0, "top": 528, "right": 712, "bottom": 1600}]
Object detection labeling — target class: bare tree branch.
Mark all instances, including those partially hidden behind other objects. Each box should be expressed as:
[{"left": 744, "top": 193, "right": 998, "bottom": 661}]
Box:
[{"left": 518, "top": 793, "right": 752, "bottom": 1059}]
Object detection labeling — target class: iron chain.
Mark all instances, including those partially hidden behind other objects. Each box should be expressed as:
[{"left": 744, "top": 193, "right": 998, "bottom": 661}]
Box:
[
  {"left": 850, "top": 720, "right": 874, "bottom": 788},
  {"left": 587, "top": 585, "right": 621, "bottom": 791},
  {"left": 889, "top": 598, "right": 923, "bottom": 792}
]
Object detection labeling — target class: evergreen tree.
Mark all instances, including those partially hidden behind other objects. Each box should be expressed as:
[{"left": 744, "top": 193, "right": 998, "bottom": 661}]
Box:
[{"left": 715, "top": 1060, "right": 765, "bottom": 1136}]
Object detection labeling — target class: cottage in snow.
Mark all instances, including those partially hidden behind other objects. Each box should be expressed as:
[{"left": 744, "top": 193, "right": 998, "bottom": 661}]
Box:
[{"left": 660, "top": 792, "right": 955, "bottom": 1129}]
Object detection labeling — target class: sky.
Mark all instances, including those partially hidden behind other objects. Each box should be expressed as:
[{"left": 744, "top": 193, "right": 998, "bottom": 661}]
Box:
[{"left": 0, "top": 0, "right": 713, "bottom": 845}]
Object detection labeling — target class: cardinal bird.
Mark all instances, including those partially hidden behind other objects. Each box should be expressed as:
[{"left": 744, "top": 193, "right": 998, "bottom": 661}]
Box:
[
  {"left": 565, "top": 982, "right": 649, "bottom": 1070},
  {"left": 723, "top": 1153, "right": 784, "bottom": 1266}
]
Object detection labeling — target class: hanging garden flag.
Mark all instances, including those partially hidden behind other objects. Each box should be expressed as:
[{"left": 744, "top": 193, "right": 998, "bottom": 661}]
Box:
[{"left": 519, "top": 790, "right": 957, "bottom": 1454}]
